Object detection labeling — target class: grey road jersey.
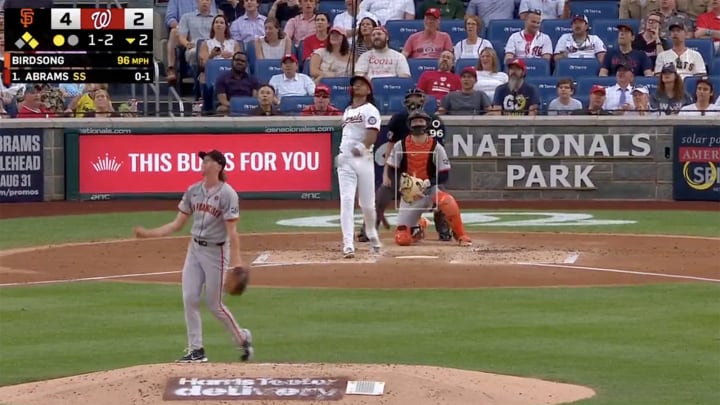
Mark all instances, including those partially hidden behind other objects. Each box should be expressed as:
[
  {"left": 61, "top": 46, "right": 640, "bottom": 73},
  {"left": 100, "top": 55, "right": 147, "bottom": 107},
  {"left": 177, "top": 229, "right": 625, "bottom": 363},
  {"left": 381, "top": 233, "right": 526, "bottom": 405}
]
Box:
[{"left": 178, "top": 181, "right": 240, "bottom": 243}]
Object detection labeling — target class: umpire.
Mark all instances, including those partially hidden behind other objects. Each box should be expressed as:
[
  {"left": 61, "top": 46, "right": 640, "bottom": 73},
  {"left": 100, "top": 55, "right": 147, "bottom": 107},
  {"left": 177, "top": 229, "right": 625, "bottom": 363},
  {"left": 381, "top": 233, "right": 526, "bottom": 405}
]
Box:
[{"left": 357, "top": 88, "right": 453, "bottom": 242}]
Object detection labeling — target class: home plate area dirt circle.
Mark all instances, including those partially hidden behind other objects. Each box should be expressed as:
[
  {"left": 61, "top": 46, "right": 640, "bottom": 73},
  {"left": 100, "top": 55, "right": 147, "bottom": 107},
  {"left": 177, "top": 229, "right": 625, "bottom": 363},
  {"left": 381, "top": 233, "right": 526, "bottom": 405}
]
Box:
[{"left": 0, "top": 232, "right": 717, "bottom": 405}]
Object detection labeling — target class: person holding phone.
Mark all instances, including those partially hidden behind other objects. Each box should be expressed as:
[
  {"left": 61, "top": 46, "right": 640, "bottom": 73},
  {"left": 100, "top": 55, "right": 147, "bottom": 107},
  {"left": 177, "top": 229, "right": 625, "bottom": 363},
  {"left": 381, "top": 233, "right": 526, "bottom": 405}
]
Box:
[{"left": 199, "top": 15, "right": 242, "bottom": 84}]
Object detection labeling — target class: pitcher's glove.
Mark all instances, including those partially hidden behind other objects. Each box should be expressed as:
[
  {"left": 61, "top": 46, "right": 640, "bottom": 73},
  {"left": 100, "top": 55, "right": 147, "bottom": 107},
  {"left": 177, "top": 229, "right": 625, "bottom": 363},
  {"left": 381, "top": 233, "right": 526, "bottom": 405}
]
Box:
[
  {"left": 399, "top": 173, "right": 431, "bottom": 204},
  {"left": 224, "top": 266, "right": 249, "bottom": 296}
]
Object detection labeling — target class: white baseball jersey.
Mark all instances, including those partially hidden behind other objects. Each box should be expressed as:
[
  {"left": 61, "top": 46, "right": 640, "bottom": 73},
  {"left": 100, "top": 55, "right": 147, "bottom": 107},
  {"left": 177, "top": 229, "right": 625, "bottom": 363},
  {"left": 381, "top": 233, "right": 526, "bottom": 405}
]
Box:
[
  {"left": 340, "top": 102, "right": 381, "bottom": 155},
  {"left": 654, "top": 49, "right": 707, "bottom": 79},
  {"left": 554, "top": 33, "right": 607, "bottom": 58},
  {"left": 505, "top": 30, "right": 553, "bottom": 58}
]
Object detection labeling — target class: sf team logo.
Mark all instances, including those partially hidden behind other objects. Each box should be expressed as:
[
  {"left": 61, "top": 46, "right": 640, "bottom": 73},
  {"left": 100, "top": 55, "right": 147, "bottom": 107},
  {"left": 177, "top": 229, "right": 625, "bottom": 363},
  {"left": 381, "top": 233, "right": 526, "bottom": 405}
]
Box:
[
  {"left": 20, "top": 8, "right": 35, "bottom": 28},
  {"left": 91, "top": 9, "right": 112, "bottom": 29}
]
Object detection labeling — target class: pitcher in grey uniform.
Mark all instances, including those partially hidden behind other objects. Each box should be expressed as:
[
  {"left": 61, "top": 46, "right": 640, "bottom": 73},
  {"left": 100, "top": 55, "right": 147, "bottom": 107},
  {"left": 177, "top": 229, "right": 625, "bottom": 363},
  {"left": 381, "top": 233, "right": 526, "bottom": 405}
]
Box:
[{"left": 134, "top": 150, "right": 254, "bottom": 363}]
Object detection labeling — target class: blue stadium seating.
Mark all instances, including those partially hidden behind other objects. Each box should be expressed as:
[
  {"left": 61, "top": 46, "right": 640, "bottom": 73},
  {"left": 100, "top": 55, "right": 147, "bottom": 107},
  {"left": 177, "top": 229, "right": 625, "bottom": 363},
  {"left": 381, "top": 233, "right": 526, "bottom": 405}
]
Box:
[
  {"left": 492, "top": 40, "right": 508, "bottom": 57},
  {"left": 386, "top": 20, "right": 424, "bottom": 51},
  {"left": 683, "top": 75, "right": 720, "bottom": 97},
  {"left": 440, "top": 19, "right": 468, "bottom": 45},
  {"left": 372, "top": 77, "right": 416, "bottom": 98},
  {"left": 279, "top": 96, "right": 314, "bottom": 114},
  {"left": 254, "top": 59, "right": 283, "bottom": 84},
  {"left": 575, "top": 95, "right": 589, "bottom": 108},
  {"left": 633, "top": 76, "right": 658, "bottom": 95},
  {"left": 455, "top": 58, "right": 478, "bottom": 73},
  {"left": 205, "top": 59, "right": 232, "bottom": 89},
  {"left": 244, "top": 40, "right": 257, "bottom": 75},
  {"left": 575, "top": 76, "right": 618, "bottom": 96},
  {"left": 713, "top": 57, "right": 720, "bottom": 75},
  {"left": 685, "top": 39, "right": 715, "bottom": 72},
  {"left": 408, "top": 58, "right": 438, "bottom": 79},
  {"left": 591, "top": 19, "right": 640, "bottom": 50},
  {"left": 541, "top": 19, "right": 573, "bottom": 46},
  {"left": 504, "top": 58, "right": 551, "bottom": 76},
  {"left": 319, "top": 77, "right": 351, "bottom": 94},
  {"left": 317, "top": 1, "right": 345, "bottom": 22},
  {"left": 387, "top": 94, "right": 438, "bottom": 114},
  {"left": 525, "top": 76, "right": 559, "bottom": 104},
  {"left": 333, "top": 94, "right": 350, "bottom": 109},
  {"left": 230, "top": 96, "right": 259, "bottom": 116},
  {"left": 554, "top": 58, "right": 601, "bottom": 77},
  {"left": 569, "top": 1, "right": 619, "bottom": 24},
  {"left": 424, "top": 95, "right": 438, "bottom": 113},
  {"left": 486, "top": 19, "right": 524, "bottom": 45}
]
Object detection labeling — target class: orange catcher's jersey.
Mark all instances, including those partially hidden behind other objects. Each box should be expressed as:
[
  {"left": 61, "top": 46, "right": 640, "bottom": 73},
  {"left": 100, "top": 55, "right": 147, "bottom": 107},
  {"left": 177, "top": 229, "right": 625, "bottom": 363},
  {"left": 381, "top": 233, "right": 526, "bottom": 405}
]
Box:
[{"left": 386, "top": 136, "right": 451, "bottom": 181}]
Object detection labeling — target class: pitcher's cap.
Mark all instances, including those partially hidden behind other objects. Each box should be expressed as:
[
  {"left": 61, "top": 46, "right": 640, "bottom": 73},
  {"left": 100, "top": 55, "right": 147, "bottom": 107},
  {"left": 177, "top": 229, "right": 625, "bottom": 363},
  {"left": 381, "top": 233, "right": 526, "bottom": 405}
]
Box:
[{"left": 199, "top": 150, "right": 226, "bottom": 166}]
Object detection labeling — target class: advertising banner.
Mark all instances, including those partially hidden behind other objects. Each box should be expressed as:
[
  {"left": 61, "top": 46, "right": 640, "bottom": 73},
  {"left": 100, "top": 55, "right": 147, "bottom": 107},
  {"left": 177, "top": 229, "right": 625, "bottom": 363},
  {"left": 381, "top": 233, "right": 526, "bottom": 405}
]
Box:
[
  {"left": 0, "top": 129, "right": 44, "bottom": 203},
  {"left": 673, "top": 126, "right": 720, "bottom": 201},
  {"left": 66, "top": 128, "right": 338, "bottom": 200}
]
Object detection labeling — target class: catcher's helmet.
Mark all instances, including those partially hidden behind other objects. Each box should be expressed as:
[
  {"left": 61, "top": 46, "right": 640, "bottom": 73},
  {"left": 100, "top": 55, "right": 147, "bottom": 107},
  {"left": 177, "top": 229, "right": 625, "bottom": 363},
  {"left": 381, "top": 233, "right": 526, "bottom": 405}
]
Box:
[{"left": 406, "top": 111, "right": 432, "bottom": 130}]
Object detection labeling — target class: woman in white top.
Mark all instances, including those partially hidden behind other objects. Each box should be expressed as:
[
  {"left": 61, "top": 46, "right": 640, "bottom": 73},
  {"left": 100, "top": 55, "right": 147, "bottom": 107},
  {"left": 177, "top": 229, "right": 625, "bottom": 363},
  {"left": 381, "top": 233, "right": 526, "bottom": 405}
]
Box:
[
  {"left": 474, "top": 48, "right": 508, "bottom": 100},
  {"left": 255, "top": 18, "right": 292, "bottom": 60},
  {"left": 679, "top": 79, "right": 720, "bottom": 116},
  {"left": 310, "top": 26, "right": 353, "bottom": 83},
  {"left": 453, "top": 15, "right": 493, "bottom": 62},
  {"left": 199, "top": 15, "right": 242, "bottom": 84}
]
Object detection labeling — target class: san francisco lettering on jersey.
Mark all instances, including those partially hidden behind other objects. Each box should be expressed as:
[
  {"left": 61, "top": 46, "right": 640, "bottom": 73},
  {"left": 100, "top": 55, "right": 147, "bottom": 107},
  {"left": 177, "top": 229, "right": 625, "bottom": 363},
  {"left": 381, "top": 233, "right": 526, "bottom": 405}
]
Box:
[{"left": 193, "top": 202, "right": 222, "bottom": 218}]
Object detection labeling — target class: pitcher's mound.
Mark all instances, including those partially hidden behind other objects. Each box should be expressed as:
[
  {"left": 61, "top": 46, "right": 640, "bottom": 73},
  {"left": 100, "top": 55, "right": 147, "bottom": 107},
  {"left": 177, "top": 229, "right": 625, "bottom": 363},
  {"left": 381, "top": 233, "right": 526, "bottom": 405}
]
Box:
[{"left": 0, "top": 363, "right": 595, "bottom": 405}]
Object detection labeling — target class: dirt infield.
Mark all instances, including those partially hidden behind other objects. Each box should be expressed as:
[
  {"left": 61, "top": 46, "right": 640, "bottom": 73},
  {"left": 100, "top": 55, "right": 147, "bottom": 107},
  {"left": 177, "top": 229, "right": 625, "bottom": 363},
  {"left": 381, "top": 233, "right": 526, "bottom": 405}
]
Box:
[{"left": 1, "top": 200, "right": 718, "bottom": 405}]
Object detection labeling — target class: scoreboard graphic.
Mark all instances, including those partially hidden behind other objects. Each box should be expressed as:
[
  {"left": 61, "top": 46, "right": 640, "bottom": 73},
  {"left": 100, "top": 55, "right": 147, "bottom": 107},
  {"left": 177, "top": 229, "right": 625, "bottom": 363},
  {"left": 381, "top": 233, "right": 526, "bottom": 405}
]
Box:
[{"left": 3, "top": 7, "right": 154, "bottom": 84}]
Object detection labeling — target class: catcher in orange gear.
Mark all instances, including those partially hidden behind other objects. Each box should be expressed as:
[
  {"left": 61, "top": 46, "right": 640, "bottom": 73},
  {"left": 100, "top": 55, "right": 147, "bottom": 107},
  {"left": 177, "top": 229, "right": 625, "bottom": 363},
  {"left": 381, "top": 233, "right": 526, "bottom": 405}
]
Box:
[{"left": 385, "top": 111, "right": 472, "bottom": 246}]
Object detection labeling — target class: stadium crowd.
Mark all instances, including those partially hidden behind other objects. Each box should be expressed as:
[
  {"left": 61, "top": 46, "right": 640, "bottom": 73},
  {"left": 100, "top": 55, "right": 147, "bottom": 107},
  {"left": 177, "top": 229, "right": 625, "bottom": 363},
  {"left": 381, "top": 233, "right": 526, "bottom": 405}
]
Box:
[{"left": 1, "top": 0, "right": 720, "bottom": 118}]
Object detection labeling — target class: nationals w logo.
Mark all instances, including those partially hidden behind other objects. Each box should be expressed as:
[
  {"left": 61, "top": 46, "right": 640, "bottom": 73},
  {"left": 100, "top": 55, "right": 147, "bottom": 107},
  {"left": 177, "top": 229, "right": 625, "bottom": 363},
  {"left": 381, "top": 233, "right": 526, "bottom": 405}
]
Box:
[{"left": 90, "top": 9, "right": 112, "bottom": 29}]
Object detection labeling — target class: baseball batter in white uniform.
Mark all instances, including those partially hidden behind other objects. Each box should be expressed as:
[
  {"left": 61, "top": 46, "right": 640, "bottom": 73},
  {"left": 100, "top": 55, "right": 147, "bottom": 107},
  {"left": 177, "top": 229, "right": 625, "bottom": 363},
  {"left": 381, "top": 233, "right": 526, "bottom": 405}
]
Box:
[
  {"left": 133, "top": 150, "right": 253, "bottom": 363},
  {"left": 338, "top": 76, "right": 382, "bottom": 258}
]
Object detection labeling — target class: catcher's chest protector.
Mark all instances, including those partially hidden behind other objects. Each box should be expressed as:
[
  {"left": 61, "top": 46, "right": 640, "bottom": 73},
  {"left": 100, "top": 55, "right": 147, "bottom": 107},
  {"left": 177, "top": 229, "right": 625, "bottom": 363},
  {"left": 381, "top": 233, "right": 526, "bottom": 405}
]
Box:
[{"left": 399, "top": 137, "right": 438, "bottom": 181}]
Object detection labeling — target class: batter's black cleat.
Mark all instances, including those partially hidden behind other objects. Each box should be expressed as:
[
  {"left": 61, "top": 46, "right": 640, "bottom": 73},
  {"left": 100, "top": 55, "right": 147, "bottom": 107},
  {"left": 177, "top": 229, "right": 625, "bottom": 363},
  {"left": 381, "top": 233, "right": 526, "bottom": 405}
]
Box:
[
  {"left": 176, "top": 347, "right": 208, "bottom": 363},
  {"left": 356, "top": 225, "right": 370, "bottom": 242},
  {"left": 240, "top": 328, "right": 254, "bottom": 362},
  {"left": 438, "top": 232, "right": 453, "bottom": 241}
]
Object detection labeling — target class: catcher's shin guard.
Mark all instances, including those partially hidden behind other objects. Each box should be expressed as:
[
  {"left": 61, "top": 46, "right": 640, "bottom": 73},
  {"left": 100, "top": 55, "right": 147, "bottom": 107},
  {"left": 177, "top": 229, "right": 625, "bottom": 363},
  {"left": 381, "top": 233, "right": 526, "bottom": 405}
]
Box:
[
  {"left": 433, "top": 210, "right": 452, "bottom": 241},
  {"left": 435, "top": 191, "right": 471, "bottom": 245},
  {"left": 394, "top": 225, "right": 413, "bottom": 246},
  {"left": 411, "top": 217, "right": 429, "bottom": 242}
]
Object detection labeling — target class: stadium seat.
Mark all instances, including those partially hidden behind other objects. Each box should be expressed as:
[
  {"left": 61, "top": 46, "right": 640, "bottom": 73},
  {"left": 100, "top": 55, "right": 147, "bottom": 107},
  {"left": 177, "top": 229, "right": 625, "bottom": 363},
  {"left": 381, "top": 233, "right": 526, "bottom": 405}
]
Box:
[
  {"left": 575, "top": 95, "right": 589, "bottom": 108},
  {"left": 205, "top": 59, "right": 232, "bottom": 89},
  {"left": 317, "top": 1, "right": 345, "bottom": 21},
  {"left": 685, "top": 39, "right": 715, "bottom": 72},
  {"left": 541, "top": 19, "right": 573, "bottom": 46},
  {"left": 455, "top": 58, "right": 478, "bottom": 73},
  {"left": 408, "top": 58, "right": 438, "bottom": 79},
  {"left": 386, "top": 20, "right": 424, "bottom": 51},
  {"left": 633, "top": 76, "right": 658, "bottom": 95},
  {"left": 332, "top": 94, "right": 350, "bottom": 109},
  {"left": 244, "top": 40, "right": 257, "bottom": 75},
  {"left": 279, "top": 95, "right": 314, "bottom": 114},
  {"left": 504, "top": 58, "right": 551, "bottom": 76},
  {"left": 591, "top": 19, "right": 640, "bottom": 50},
  {"left": 254, "top": 59, "right": 283, "bottom": 84},
  {"left": 575, "top": 76, "right": 618, "bottom": 96},
  {"left": 388, "top": 94, "right": 437, "bottom": 113},
  {"left": 388, "top": 95, "right": 404, "bottom": 112},
  {"left": 525, "top": 76, "right": 559, "bottom": 105},
  {"left": 486, "top": 19, "right": 524, "bottom": 45},
  {"left": 319, "top": 77, "right": 352, "bottom": 94},
  {"left": 493, "top": 40, "right": 508, "bottom": 57},
  {"left": 713, "top": 57, "right": 720, "bottom": 75},
  {"left": 683, "top": 75, "right": 720, "bottom": 96},
  {"left": 440, "top": 19, "right": 468, "bottom": 45},
  {"left": 372, "top": 77, "right": 416, "bottom": 99},
  {"left": 554, "top": 58, "right": 601, "bottom": 77},
  {"left": 424, "top": 95, "right": 438, "bottom": 113},
  {"left": 230, "top": 96, "right": 259, "bottom": 116},
  {"left": 570, "top": 1, "right": 619, "bottom": 24}
]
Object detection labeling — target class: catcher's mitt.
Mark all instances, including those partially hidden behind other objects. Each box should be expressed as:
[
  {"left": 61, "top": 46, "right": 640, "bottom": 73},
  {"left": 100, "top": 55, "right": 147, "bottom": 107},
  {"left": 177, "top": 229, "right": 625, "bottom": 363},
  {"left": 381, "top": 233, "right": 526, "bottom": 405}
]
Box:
[
  {"left": 399, "top": 173, "right": 431, "bottom": 204},
  {"left": 224, "top": 266, "right": 250, "bottom": 296}
]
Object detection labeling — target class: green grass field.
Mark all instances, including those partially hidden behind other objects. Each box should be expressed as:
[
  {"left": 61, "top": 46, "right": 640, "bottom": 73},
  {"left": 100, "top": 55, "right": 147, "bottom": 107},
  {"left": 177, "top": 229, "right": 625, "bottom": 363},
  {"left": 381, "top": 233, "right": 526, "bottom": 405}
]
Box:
[{"left": 0, "top": 209, "right": 719, "bottom": 404}]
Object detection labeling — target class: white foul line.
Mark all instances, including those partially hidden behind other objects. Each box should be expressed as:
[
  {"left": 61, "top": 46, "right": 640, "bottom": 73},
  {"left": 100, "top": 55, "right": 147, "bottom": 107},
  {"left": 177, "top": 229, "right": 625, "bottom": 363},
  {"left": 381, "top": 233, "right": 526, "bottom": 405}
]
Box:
[
  {"left": 525, "top": 263, "right": 720, "bottom": 283},
  {"left": 0, "top": 270, "right": 181, "bottom": 287}
]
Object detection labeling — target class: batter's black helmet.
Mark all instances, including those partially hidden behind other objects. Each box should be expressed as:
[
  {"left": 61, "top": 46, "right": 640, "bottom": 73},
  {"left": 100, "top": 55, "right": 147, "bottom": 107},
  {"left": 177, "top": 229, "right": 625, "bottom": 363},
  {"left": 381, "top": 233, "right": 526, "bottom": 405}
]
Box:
[{"left": 406, "top": 111, "right": 432, "bottom": 130}]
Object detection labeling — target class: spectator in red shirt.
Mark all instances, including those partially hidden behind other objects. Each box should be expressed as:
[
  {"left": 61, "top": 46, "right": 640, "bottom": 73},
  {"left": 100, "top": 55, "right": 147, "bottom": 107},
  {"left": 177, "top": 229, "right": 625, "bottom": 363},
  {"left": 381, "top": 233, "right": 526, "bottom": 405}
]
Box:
[
  {"left": 416, "top": 50, "right": 461, "bottom": 100},
  {"left": 301, "top": 84, "right": 343, "bottom": 115},
  {"left": 16, "top": 85, "right": 52, "bottom": 118},
  {"left": 402, "top": 8, "right": 453, "bottom": 59},
  {"left": 695, "top": 0, "right": 720, "bottom": 52},
  {"left": 302, "top": 12, "right": 331, "bottom": 61}
]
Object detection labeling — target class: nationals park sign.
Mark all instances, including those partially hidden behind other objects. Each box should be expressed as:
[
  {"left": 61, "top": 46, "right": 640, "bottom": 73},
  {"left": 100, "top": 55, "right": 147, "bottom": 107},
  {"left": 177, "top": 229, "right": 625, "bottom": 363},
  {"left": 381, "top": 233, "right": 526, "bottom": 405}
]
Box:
[{"left": 450, "top": 133, "right": 653, "bottom": 189}]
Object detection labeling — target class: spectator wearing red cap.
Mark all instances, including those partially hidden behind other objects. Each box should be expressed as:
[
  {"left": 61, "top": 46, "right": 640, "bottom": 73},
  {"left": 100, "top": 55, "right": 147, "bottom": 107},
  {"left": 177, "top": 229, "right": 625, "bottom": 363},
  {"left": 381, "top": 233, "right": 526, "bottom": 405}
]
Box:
[
  {"left": 554, "top": 15, "right": 607, "bottom": 62},
  {"left": 402, "top": 8, "right": 453, "bottom": 59},
  {"left": 694, "top": 0, "right": 720, "bottom": 52},
  {"left": 519, "top": 0, "right": 565, "bottom": 20},
  {"left": 284, "top": 0, "right": 318, "bottom": 46},
  {"left": 301, "top": 84, "right": 343, "bottom": 115},
  {"left": 268, "top": 54, "right": 316, "bottom": 100},
  {"left": 572, "top": 85, "right": 612, "bottom": 115},
  {"left": 504, "top": 9, "right": 553, "bottom": 62},
  {"left": 309, "top": 26, "right": 353, "bottom": 82},
  {"left": 416, "top": 50, "right": 461, "bottom": 100},
  {"left": 491, "top": 58, "right": 541, "bottom": 116},
  {"left": 453, "top": 15, "right": 494, "bottom": 61},
  {"left": 355, "top": 27, "right": 412, "bottom": 79},
  {"left": 418, "top": 0, "right": 465, "bottom": 19},
  {"left": 359, "top": 0, "right": 415, "bottom": 25},
  {"left": 302, "top": 12, "right": 331, "bottom": 61},
  {"left": 600, "top": 24, "right": 654, "bottom": 76},
  {"left": 438, "top": 66, "right": 492, "bottom": 115}
]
